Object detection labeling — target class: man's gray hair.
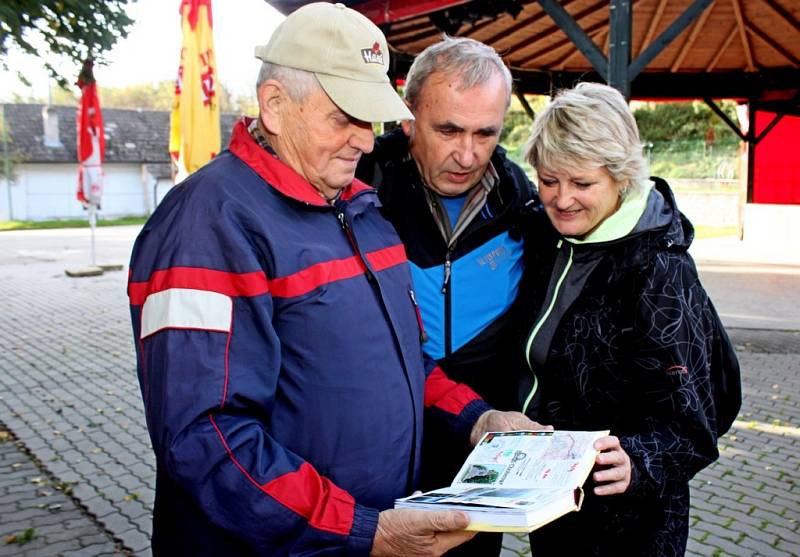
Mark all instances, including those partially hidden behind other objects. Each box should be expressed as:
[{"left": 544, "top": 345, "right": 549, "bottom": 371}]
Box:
[
  {"left": 524, "top": 82, "right": 649, "bottom": 196},
  {"left": 404, "top": 36, "right": 513, "bottom": 110},
  {"left": 256, "top": 61, "right": 320, "bottom": 102}
]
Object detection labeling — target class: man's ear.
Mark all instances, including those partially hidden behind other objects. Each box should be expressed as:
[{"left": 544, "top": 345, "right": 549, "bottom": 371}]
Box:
[
  {"left": 257, "top": 80, "right": 284, "bottom": 135},
  {"left": 400, "top": 100, "right": 414, "bottom": 137}
]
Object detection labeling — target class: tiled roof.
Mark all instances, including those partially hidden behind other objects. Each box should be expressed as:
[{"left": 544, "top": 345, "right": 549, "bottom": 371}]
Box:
[{"left": 2, "top": 103, "right": 240, "bottom": 164}]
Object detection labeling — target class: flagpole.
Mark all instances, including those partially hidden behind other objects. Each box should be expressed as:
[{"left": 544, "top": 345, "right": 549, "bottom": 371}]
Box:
[{"left": 88, "top": 203, "right": 97, "bottom": 267}]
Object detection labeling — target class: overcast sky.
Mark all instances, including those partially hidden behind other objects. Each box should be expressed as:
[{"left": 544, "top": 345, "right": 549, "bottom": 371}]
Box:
[{"left": 1, "top": 0, "right": 286, "bottom": 102}]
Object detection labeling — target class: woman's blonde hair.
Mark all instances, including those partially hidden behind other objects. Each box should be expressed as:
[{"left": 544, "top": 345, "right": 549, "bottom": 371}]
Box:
[{"left": 524, "top": 82, "right": 648, "bottom": 196}]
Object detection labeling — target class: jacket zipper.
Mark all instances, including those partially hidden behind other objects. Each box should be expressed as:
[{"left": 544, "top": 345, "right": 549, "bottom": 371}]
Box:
[
  {"left": 337, "top": 211, "right": 374, "bottom": 282},
  {"left": 522, "top": 241, "right": 574, "bottom": 415},
  {"left": 337, "top": 204, "right": 416, "bottom": 491},
  {"left": 408, "top": 289, "right": 428, "bottom": 344},
  {"left": 442, "top": 250, "right": 452, "bottom": 357}
]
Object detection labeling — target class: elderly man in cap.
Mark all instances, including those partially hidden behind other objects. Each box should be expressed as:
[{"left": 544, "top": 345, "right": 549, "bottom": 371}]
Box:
[{"left": 128, "top": 3, "right": 536, "bottom": 556}]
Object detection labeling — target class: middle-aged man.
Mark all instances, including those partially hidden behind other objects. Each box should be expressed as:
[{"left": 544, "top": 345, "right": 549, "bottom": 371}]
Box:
[
  {"left": 127, "top": 4, "right": 537, "bottom": 556},
  {"left": 357, "top": 37, "right": 546, "bottom": 556}
]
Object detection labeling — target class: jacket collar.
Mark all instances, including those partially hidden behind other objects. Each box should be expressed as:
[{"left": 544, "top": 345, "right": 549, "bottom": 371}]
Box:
[{"left": 228, "top": 117, "right": 373, "bottom": 207}]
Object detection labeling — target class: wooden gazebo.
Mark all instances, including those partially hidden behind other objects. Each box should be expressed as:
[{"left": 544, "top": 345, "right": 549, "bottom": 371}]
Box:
[{"left": 268, "top": 0, "right": 800, "bottom": 203}]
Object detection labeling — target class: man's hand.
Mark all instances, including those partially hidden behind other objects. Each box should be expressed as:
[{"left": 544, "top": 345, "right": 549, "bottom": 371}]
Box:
[
  {"left": 370, "top": 508, "right": 476, "bottom": 556},
  {"left": 469, "top": 409, "right": 553, "bottom": 446},
  {"left": 592, "top": 435, "right": 632, "bottom": 495}
]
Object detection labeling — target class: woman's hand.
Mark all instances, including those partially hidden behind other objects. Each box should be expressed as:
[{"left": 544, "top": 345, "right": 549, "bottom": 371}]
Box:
[{"left": 592, "top": 435, "right": 631, "bottom": 495}]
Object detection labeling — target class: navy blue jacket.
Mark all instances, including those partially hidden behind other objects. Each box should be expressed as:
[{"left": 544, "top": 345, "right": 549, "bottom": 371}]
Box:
[{"left": 128, "top": 119, "right": 489, "bottom": 556}]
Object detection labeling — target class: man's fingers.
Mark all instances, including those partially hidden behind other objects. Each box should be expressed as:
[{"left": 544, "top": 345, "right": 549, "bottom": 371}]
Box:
[
  {"left": 530, "top": 421, "right": 555, "bottom": 431},
  {"left": 425, "top": 511, "right": 470, "bottom": 532}
]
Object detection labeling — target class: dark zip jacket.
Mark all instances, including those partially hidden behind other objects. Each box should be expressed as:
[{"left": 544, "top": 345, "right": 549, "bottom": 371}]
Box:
[
  {"left": 357, "top": 128, "right": 544, "bottom": 412},
  {"left": 357, "top": 130, "right": 546, "bottom": 497},
  {"left": 522, "top": 178, "right": 739, "bottom": 556}
]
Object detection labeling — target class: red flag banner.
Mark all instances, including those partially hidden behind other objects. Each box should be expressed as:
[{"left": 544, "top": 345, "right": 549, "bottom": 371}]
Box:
[
  {"left": 76, "top": 59, "right": 105, "bottom": 207},
  {"left": 170, "top": 0, "right": 221, "bottom": 179}
]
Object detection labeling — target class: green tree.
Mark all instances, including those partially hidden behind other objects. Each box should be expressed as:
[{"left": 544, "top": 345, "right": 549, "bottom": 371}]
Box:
[
  {"left": 0, "top": 0, "right": 136, "bottom": 88},
  {"left": 500, "top": 94, "right": 547, "bottom": 168},
  {"left": 633, "top": 100, "right": 739, "bottom": 146}
]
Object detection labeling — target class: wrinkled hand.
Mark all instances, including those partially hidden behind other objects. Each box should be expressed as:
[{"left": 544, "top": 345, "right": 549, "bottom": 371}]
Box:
[
  {"left": 469, "top": 410, "right": 553, "bottom": 446},
  {"left": 370, "top": 508, "right": 476, "bottom": 556},
  {"left": 592, "top": 435, "right": 632, "bottom": 495}
]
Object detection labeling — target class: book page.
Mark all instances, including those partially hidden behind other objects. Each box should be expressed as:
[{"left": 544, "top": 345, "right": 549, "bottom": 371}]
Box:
[
  {"left": 399, "top": 484, "right": 575, "bottom": 510},
  {"left": 451, "top": 430, "right": 608, "bottom": 490}
]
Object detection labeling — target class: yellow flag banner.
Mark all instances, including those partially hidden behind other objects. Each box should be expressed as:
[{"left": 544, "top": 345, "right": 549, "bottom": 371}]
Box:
[{"left": 169, "top": 0, "right": 221, "bottom": 179}]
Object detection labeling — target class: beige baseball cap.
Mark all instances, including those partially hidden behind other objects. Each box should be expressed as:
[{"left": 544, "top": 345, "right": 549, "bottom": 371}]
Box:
[{"left": 254, "top": 2, "right": 413, "bottom": 123}]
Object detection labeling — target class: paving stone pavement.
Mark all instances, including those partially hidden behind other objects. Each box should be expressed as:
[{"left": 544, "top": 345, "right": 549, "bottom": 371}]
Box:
[
  {"left": 0, "top": 426, "right": 125, "bottom": 557},
  {"left": 0, "top": 226, "right": 798, "bottom": 557}
]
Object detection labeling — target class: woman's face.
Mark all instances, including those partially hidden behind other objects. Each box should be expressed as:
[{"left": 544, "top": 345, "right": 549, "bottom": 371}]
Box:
[{"left": 536, "top": 164, "right": 623, "bottom": 238}]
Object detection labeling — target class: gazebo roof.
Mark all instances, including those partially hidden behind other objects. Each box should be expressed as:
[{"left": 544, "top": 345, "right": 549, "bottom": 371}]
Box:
[{"left": 267, "top": 0, "right": 799, "bottom": 105}]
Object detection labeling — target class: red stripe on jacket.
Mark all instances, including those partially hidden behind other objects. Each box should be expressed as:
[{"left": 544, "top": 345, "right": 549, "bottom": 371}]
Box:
[
  {"left": 129, "top": 245, "right": 408, "bottom": 304},
  {"left": 424, "top": 367, "right": 481, "bottom": 415},
  {"left": 366, "top": 244, "right": 408, "bottom": 272},
  {"left": 209, "top": 416, "right": 354, "bottom": 535},
  {"left": 262, "top": 462, "right": 356, "bottom": 536},
  {"left": 128, "top": 266, "right": 269, "bottom": 305},
  {"left": 271, "top": 244, "right": 408, "bottom": 298}
]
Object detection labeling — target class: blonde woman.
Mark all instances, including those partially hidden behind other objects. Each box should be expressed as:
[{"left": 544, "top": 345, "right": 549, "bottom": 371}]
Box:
[{"left": 521, "top": 82, "right": 740, "bottom": 556}]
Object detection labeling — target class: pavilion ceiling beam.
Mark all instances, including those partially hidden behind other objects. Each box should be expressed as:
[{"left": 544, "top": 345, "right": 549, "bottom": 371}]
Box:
[
  {"left": 745, "top": 21, "right": 800, "bottom": 67},
  {"left": 514, "top": 18, "right": 608, "bottom": 67},
  {"left": 608, "top": 0, "right": 633, "bottom": 96},
  {"left": 703, "top": 97, "right": 747, "bottom": 141},
  {"left": 536, "top": 0, "right": 609, "bottom": 80},
  {"left": 392, "top": 25, "right": 439, "bottom": 47},
  {"left": 550, "top": 29, "right": 607, "bottom": 71},
  {"left": 482, "top": 0, "right": 579, "bottom": 47},
  {"left": 392, "top": 1, "right": 536, "bottom": 47},
  {"left": 461, "top": 13, "right": 510, "bottom": 39},
  {"left": 706, "top": 24, "right": 738, "bottom": 71},
  {"left": 514, "top": 88, "right": 537, "bottom": 121},
  {"left": 507, "top": 0, "right": 606, "bottom": 61},
  {"left": 731, "top": 0, "right": 755, "bottom": 71},
  {"left": 671, "top": 0, "right": 715, "bottom": 72},
  {"left": 390, "top": 20, "right": 435, "bottom": 39},
  {"left": 629, "top": 0, "right": 714, "bottom": 80},
  {"left": 638, "top": 0, "right": 668, "bottom": 56},
  {"left": 762, "top": 0, "right": 800, "bottom": 34}
]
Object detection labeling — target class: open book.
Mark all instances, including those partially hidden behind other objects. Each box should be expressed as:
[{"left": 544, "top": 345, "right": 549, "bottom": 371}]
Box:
[{"left": 395, "top": 430, "right": 609, "bottom": 532}]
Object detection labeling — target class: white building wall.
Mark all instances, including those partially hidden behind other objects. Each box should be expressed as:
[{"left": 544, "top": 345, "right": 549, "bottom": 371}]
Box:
[{"left": 4, "top": 163, "right": 172, "bottom": 221}]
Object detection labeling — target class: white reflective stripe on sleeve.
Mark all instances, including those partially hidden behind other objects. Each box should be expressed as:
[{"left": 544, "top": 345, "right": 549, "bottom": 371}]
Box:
[{"left": 140, "top": 288, "right": 233, "bottom": 339}]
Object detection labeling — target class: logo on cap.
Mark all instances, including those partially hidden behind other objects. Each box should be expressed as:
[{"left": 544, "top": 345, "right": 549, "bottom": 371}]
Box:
[{"left": 361, "top": 42, "right": 384, "bottom": 65}]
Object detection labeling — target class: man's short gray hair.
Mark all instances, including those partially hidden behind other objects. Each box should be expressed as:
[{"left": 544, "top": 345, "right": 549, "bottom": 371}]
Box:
[
  {"left": 256, "top": 61, "right": 320, "bottom": 102},
  {"left": 524, "top": 82, "right": 649, "bottom": 196},
  {"left": 404, "top": 36, "right": 513, "bottom": 110}
]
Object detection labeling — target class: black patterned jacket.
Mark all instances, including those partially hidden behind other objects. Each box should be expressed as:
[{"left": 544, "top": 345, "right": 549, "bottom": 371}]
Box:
[{"left": 522, "top": 177, "right": 737, "bottom": 557}]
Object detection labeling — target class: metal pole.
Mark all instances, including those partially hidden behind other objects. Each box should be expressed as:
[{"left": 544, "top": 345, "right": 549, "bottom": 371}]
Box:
[
  {"left": 746, "top": 100, "right": 756, "bottom": 204},
  {"left": 89, "top": 204, "right": 97, "bottom": 267}
]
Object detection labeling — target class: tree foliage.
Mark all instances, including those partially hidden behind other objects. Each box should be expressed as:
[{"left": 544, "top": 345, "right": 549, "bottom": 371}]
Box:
[
  {"left": 0, "top": 0, "right": 136, "bottom": 88},
  {"left": 633, "top": 100, "right": 740, "bottom": 146}
]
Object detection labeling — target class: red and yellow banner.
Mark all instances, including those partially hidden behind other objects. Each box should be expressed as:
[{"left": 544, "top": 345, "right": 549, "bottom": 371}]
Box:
[{"left": 169, "top": 0, "right": 221, "bottom": 179}]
